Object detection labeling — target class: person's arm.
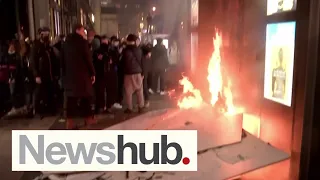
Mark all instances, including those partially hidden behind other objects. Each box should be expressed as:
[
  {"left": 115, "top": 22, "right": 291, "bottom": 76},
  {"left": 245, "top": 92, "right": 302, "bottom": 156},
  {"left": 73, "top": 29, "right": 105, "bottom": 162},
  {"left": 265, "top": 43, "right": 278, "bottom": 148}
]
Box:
[
  {"left": 30, "top": 43, "right": 40, "bottom": 78},
  {"left": 163, "top": 47, "right": 170, "bottom": 69},
  {"left": 83, "top": 40, "right": 95, "bottom": 77},
  {"left": 51, "top": 48, "right": 60, "bottom": 79},
  {"left": 60, "top": 44, "right": 66, "bottom": 78}
]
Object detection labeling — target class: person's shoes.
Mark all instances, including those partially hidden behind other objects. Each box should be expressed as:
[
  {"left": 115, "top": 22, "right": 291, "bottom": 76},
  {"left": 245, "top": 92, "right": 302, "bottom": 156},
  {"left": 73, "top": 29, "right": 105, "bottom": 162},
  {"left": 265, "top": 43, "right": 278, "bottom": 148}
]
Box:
[
  {"left": 85, "top": 116, "right": 97, "bottom": 126},
  {"left": 160, "top": 91, "right": 167, "bottom": 95},
  {"left": 138, "top": 107, "right": 146, "bottom": 114},
  {"left": 124, "top": 109, "right": 133, "bottom": 114},
  {"left": 105, "top": 108, "right": 113, "bottom": 114},
  {"left": 113, "top": 103, "right": 123, "bottom": 109},
  {"left": 144, "top": 101, "right": 150, "bottom": 108},
  {"left": 95, "top": 108, "right": 104, "bottom": 114},
  {"left": 148, "top": 88, "right": 154, "bottom": 94},
  {"left": 7, "top": 108, "right": 17, "bottom": 116},
  {"left": 66, "top": 119, "right": 75, "bottom": 130}
]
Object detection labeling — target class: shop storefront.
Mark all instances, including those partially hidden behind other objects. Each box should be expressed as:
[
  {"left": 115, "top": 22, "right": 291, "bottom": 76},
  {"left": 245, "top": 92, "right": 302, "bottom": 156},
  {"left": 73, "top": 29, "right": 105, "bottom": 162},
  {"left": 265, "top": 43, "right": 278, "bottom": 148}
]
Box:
[
  {"left": 192, "top": 0, "right": 320, "bottom": 179},
  {"left": 49, "top": 0, "right": 62, "bottom": 39}
]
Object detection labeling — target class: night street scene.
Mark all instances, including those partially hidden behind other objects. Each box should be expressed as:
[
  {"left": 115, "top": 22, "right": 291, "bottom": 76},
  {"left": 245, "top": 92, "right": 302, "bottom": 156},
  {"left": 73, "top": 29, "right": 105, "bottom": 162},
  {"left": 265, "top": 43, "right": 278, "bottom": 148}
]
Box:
[{"left": 0, "top": 0, "right": 319, "bottom": 179}]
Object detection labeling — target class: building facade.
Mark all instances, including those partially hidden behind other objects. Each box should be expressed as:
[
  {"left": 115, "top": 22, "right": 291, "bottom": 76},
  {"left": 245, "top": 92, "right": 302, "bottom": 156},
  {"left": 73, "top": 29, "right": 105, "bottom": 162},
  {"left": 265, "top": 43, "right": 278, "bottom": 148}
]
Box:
[
  {"left": 194, "top": 0, "right": 320, "bottom": 179},
  {"left": 28, "top": 0, "right": 94, "bottom": 40}
]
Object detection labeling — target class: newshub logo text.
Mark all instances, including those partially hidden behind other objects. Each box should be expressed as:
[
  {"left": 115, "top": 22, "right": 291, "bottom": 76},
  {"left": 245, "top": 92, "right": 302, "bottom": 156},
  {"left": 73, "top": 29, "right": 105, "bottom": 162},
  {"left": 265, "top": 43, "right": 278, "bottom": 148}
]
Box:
[{"left": 12, "top": 130, "right": 197, "bottom": 171}]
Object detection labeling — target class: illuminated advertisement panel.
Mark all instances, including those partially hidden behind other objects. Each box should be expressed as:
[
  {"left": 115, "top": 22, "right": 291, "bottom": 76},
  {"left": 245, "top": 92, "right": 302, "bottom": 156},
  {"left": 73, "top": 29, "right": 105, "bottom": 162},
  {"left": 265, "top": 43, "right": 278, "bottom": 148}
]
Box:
[
  {"left": 267, "top": 0, "right": 297, "bottom": 15},
  {"left": 191, "top": 0, "right": 199, "bottom": 27},
  {"left": 264, "top": 21, "right": 296, "bottom": 107}
]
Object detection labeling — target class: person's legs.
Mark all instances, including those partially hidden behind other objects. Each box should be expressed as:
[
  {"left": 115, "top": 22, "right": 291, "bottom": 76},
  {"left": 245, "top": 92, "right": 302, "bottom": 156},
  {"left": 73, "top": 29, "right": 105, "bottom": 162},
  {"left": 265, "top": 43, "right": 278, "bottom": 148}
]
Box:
[
  {"left": 9, "top": 81, "right": 17, "bottom": 111},
  {"left": 159, "top": 70, "right": 166, "bottom": 92},
  {"left": 65, "top": 96, "right": 78, "bottom": 129},
  {"left": 46, "top": 81, "right": 56, "bottom": 114},
  {"left": 124, "top": 75, "right": 134, "bottom": 111},
  {"left": 134, "top": 74, "right": 145, "bottom": 109},
  {"left": 143, "top": 73, "right": 149, "bottom": 106},
  {"left": 147, "top": 71, "right": 153, "bottom": 90},
  {"left": 117, "top": 72, "right": 124, "bottom": 105},
  {"left": 153, "top": 71, "right": 160, "bottom": 92},
  {"left": 33, "top": 83, "right": 45, "bottom": 116},
  {"left": 106, "top": 72, "right": 118, "bottom": 110},
  {"left": 0, "top": 82, "right": 10, "bottom": 113},
  {"left": 81, "top": 96, "right": 96, "bottom": 126},
  {"left": 94, "top": 79, "right": 105, "bottom": 113}
]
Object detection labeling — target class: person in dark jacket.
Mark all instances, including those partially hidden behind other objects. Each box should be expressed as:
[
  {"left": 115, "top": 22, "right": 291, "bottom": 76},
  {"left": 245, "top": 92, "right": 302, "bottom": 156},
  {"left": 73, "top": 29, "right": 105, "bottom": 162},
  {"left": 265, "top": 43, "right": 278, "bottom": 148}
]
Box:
[
  {"left": 30, "top": 27, "right": 60, "bottom": 117},
  {"left": 93, "top": 36, "right": 109, "bottom": 113},
  {"left": 109, "top": 36, "right": 123, "bottom": 109},
  {"left": 0, "top": 44, "right": 11, "bottom": 113},
  {"left": 121, "top": 34, "right": 144, "bottom": 113},
  {"left": 141, "top": 44, "right": 152, "bottom": 108},
  {"left": 61, "top": 24, "right": 96, "bottom": 129},
  {"left": 22, "top": 42, "right": 34, "bottom": 112},
  {"left": 101, "top": 36, "right": 119, "bottom": 112},
  {"left": 5, "top": 41, "right": 24, "bottom": 114},
  {"left": 151, "top": 38, "right": 169, "bottom": 95}
]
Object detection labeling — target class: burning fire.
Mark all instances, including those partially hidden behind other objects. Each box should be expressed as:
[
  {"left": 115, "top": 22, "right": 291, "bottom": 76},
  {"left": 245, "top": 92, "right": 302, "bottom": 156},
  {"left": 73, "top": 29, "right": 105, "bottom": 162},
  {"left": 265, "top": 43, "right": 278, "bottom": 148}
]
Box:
[
  {"left": 178, "top": 32, "right": 236, "bottom": 115},
  {"left": 177, "top": 76, "right": 203, "bottom": 109}
]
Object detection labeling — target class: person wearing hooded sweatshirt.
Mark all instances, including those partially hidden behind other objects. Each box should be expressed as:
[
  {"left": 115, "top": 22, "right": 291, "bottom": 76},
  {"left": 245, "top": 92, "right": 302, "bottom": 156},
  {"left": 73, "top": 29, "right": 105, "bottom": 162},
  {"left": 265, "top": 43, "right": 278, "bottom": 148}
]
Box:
[
  {"left": 5, "top": 40, "right": 25, "bottom": 114},
  {"left": 0, "top": 43, "right": 11, "bottom": 113},
  {"left": 121, "top": 34, "right": 144, "bottom": 113}
]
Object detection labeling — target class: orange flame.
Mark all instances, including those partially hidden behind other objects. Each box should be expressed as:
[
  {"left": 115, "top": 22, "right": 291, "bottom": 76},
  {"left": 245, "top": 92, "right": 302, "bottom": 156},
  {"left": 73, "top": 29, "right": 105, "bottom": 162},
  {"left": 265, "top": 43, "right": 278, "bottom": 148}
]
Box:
[
  {"left": 177, "top": 32, "right": 236, "bottom": 115},
  {"left": 207, "top": 33, "right": 223, "bottom": 106},
  {"left": 207, "top": 32, "right": 236, "bottom": 115},
  {"left": 177, "top": 76, "right": 203, "bottom": 109}
]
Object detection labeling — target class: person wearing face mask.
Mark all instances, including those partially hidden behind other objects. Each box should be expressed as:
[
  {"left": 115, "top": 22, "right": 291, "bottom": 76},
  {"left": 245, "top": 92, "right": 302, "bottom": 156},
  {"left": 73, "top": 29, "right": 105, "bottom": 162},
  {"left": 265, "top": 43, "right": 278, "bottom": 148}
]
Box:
[
  {"left": 109, "top": 36, "right": 123, "bottom": 109},
  {"left": 61, "top": 24, "right": 96, "bottom": 129},
  {"left": 92, "top": 35, "right": 109, "bottom": 113},
  {"left": 121, "top": 34, "right": 145, "bottom": 114},
  {"left": 5, "top": 40, "right": 25, "bottom": 115},
  {"left": 30, "top": 27, "right": 60, "bottom": 118}
]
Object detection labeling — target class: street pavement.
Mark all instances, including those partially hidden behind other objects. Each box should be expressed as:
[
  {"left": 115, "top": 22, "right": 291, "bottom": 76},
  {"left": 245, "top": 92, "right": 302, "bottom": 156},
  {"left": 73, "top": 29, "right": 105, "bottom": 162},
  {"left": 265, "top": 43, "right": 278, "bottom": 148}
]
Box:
[{"left": 0, "top": 94, "right": 175, "bottom": 180}]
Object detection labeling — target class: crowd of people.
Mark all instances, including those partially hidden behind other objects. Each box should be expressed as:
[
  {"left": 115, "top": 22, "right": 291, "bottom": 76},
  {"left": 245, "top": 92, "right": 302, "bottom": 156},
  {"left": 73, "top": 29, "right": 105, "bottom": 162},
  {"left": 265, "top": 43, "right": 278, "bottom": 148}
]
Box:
[{"left": 0, "top": 23, "right": 170, "bottom": 129}]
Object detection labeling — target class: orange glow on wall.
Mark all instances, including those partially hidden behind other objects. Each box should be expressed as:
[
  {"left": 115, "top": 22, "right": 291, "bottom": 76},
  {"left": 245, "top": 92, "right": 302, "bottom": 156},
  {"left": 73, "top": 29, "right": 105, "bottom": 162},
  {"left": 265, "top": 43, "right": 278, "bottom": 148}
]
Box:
[{"left": 243, "top": 113, "right": 261, "bottom": 138}]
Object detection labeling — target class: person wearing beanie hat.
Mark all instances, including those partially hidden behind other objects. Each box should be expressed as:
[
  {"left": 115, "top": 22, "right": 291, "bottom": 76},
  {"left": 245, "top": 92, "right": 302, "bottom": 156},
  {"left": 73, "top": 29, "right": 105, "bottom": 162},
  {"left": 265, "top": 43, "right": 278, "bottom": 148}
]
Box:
[{"left": 121, "top": 34, "right": 145, "bottom": 113}]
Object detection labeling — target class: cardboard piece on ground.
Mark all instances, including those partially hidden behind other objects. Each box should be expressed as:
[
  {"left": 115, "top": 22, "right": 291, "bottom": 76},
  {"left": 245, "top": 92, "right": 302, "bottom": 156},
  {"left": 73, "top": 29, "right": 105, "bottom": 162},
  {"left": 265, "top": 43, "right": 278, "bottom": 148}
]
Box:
[
  {"left": 43, "top": 108, "right": 289, "bottom": 180},
  {"left": 51, "top": 133, "right": 288, "bottom": 180},
  {"left": 106, "top": 105, "right": 243, "bottom": 151},
  {"left": 66, "top": 172, "right": 105, "bottom": 180}
]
